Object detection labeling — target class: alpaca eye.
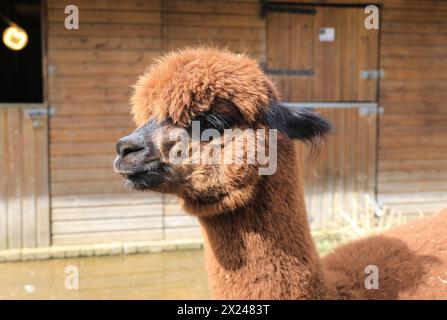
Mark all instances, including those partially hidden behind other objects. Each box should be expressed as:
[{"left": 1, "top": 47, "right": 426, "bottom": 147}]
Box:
[{"left": 161, "top": 117, "right": 174, "bottom": 126}]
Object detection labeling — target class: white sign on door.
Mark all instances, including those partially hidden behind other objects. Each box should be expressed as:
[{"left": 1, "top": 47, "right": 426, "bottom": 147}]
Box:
[{"left": 319, "top": 28, "right": 335, "bottom": 42}]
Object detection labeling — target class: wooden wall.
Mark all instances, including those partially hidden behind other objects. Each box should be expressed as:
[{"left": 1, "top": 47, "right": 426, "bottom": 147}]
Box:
[
  {"left": 167, "top": 0, "right": 446, "bottom": 216},
  {"left": 47, "top": 0, "right": 163, "bottom": 245},
  {"left": 162, "top": 0, "right": 265, "bottom": 59},
  {"left": 46, "top": 0, "right": 263, "bottom": 245},
  {"left": 0, "top": 106, "right": 50, "bottom": 250},
  {"left": 257, "top": 0, "right": 447, "bottom": 215},
  {"left": 45, "top": 0, "right": 446, "bottom": 245},
  {"left": 377, "top": 0, "right": 447, "bottom": 214}
]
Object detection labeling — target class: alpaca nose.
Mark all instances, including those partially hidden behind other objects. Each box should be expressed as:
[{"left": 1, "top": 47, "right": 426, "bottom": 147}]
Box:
[{"left": 116, "top": 136, "right": 144, "bottom": 159}]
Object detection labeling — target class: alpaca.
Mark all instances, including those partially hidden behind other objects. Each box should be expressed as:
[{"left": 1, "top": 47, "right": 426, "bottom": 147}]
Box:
[{"left": 114, "top": 47, "right": 447, "bottom": 299}]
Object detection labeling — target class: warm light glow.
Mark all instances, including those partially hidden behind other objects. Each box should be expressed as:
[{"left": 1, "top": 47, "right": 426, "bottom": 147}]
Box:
[{"left": 2, "top": 24, "right": 28, "bottom": 51}]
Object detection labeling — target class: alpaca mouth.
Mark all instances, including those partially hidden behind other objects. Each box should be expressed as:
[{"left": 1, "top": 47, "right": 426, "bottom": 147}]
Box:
[
  {"left": 115, "top": 158, "right": 162, "bottom": 175},
  {"left": 116, "top": 159, "right": 165, "bottom": 190}
]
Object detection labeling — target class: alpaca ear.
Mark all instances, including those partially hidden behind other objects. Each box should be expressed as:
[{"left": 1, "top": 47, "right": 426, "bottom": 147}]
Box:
[{"left": 265, "top": 104, "right": 331, "bottom": 144}]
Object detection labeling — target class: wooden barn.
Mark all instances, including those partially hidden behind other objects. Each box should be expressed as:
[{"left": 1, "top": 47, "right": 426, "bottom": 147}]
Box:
[{"left": 0, "top": 0, "right": 446, "bottom": 256}]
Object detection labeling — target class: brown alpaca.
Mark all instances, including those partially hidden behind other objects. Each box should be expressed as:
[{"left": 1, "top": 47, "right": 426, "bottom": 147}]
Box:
[{"left": 114, "top": 47, "right": 447, "bottom": 299}]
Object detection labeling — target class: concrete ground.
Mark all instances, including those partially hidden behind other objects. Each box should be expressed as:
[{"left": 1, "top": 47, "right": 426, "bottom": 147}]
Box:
[
  {"left": 0, "top": 234, "right": 346, "bottom": 300},
  {"left": 0, "top": 250, "right": 210, "bottom": 299}
]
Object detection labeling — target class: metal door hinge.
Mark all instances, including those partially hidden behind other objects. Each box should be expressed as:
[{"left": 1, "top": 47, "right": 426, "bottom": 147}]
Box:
[
  {"left": 24, "top": 107, "right": 55, "bottom": 128},
  {"left": 360, "top": 69, "right": 384, "bottom": 79}
]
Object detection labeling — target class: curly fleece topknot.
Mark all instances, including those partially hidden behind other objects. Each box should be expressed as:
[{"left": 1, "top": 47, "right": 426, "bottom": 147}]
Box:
[{"left": 131, "top": 47, "right": 279, "bottom": 127}]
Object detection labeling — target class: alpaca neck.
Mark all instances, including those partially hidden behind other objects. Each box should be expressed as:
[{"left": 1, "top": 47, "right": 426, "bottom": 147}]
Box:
[{"left": 198, "top": 143, "right": 335, "bottom": 299}]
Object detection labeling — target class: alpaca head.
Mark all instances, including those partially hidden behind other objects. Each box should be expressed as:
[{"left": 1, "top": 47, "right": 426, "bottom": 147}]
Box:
[{"left": 114, "top": 47, "right": 330, "bottom": 216}]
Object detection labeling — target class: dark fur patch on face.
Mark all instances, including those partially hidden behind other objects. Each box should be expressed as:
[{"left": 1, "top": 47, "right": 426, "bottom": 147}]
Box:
[{"left": 265, "top": 103, "right": 332, "bottom": 146}]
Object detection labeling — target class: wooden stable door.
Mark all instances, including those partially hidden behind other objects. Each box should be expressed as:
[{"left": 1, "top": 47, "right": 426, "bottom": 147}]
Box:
[
  {"left": 267, "top": 5, "right": 380, "bottom": 229},
  {"left": 0, "top": 106, "right": 50, "bottom": 250},
  {"left": 267, "top": 5, "right": 378, "bottom": 101}
]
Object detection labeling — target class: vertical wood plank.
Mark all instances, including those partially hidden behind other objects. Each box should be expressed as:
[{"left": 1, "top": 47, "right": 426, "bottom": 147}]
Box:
[
  {"left": 0, "top": 109, "right": 8, "bottom": 249},
  {"left": 289, "top": 13, "right": 315, "bottom": 101},
  {"left": 266, "top": 12, "right": 291, "bottom": 100},
  {"left": 21, "top": 111, "right": 38, "bottom": 248},
  {"left": 36, "top": 115, "right": 51, "bottom": 247},
  {"left": 7, "top": 109, "right": 23, "bottom": 249},
  {"left": 358, "top": 7, "right": 379, "bottom": 100}
]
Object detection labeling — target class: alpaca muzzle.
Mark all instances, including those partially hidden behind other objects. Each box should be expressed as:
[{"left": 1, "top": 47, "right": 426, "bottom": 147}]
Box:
[{"left": 114, "top": 121, "right": 165, "bottom": 189}]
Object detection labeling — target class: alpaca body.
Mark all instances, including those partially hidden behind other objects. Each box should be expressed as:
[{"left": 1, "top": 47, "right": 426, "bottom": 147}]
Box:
[{"left": 324, "top": 209, "right": 447, "bottom": 299}]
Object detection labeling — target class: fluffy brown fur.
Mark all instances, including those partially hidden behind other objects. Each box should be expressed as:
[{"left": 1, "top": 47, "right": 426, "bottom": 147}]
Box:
[
  {"left": 324, "top": 209, "right": 447, "bottom": 299},
  {"left": 199, "top": 135, "right": 335, "bottom": 299},
  {"left": 121, "top": 47, "right": 447, "bottom": 299},
  {"left": 131, "top": 47, "right": 278, "bottom": 127}
]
